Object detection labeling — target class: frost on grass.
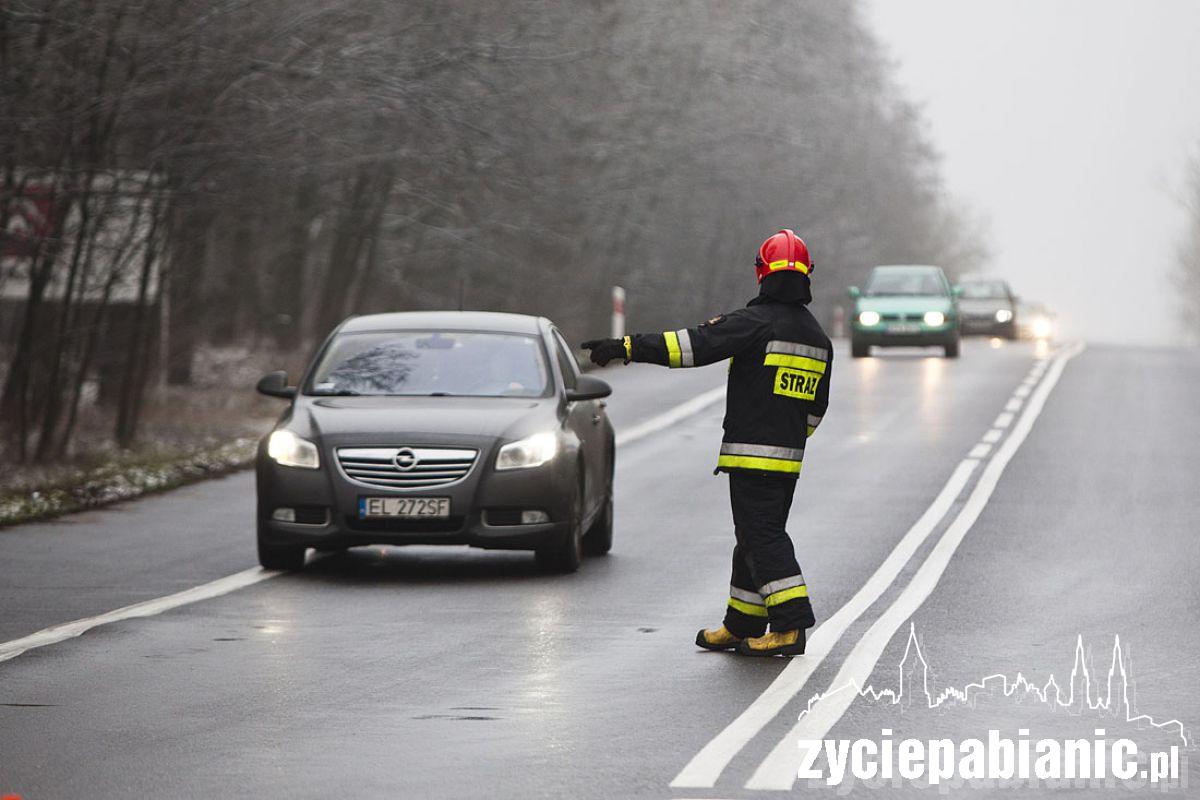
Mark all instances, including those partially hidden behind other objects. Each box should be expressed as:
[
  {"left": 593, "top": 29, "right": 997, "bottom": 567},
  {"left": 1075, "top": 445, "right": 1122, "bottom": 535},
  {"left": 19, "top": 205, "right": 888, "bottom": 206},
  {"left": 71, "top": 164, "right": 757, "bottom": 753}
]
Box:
[{"left": 0, "top": 438, "right": 258, "bottom": 527}]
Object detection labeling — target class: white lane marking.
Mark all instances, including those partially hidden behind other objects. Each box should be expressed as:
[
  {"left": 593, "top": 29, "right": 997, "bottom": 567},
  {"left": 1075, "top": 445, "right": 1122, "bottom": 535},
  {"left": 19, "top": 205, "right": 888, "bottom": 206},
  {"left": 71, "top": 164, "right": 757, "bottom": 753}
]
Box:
[
  {"left": 669, "top": 459, "right": 979, "bottom": 788},
  {"left": 746, "top": 342, "right": 1085, "bottom": 790},
  {"left": 993, "top": 412, "right": 1015, "bottom": 428},
  {"left": 1005, "top": 398, "right": 1023, "bottom": 412},
  {"left": 0, "top": 567, "right": 279, "bottom": 664},
  {"left": 0, "top": 384, "right": 730, "bottom": 667},
  {"left": 1014, "top": 383, "right": 1032, "bottom": 398},
  {"left": 615, "top": 386, "right": 725, "bottom": 448},
  {"left": 981, "top": 428, "right": 1003, "bottom": 443},
  {"left": 967, "top": 443, "right": 992, "bottom": 459}
]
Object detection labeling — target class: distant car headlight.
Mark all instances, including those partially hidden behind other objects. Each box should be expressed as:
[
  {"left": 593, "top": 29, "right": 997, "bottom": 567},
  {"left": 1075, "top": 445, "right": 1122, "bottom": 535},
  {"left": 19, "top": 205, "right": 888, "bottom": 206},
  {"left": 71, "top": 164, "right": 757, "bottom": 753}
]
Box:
[
  {"left": 267, "top": 430, "right": 320, "bottom": 469},
  {"left": 1032, "top": 317, "right": 1053, "bottom": 338},
  {"left": 858, "top": 311, "right": 881, "bottom": 326},
  {"left": 496, "top": 432, "right": 558, "bottom": 470},
  {"left": 923, "top": 311, "right": 945, "bottom": 326},
  {"left": 995, "top": 308, "right": 1013, "bottom": 323}
]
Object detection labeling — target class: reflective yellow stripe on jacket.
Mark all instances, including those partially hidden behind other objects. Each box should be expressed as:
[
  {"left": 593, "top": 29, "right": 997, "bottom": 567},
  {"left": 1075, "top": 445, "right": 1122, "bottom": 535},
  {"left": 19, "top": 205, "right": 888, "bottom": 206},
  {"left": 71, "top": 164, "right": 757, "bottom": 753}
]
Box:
[
  {"left": 717, "top": 442, "right": 804, "bottom": 474},
  {"left": 662, "top": 329, "right": 694, "bottom": 368}
]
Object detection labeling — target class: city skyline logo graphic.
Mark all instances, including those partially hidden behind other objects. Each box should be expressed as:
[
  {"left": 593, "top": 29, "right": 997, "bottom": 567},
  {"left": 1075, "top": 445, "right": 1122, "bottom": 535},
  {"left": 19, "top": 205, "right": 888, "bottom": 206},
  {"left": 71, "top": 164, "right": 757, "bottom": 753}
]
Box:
[{"left": 799, "top": 623, "right": 1192, "bottom": 748}]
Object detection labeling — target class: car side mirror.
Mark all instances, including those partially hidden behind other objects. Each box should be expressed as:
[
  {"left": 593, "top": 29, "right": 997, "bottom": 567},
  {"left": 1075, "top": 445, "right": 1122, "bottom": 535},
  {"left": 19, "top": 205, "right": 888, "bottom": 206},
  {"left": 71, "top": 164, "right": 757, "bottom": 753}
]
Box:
[
  {"left": 847, "top": 286, "right": 861, "bottom": 298},
  {"left": 951, "top": 286, "right": 964, "bottom": 297},
  {"left": 566, "top": 374, "right": 612, "bottom": 402},
  {"left": 257, "top": 370, "right": 297, "bottom": 399}
]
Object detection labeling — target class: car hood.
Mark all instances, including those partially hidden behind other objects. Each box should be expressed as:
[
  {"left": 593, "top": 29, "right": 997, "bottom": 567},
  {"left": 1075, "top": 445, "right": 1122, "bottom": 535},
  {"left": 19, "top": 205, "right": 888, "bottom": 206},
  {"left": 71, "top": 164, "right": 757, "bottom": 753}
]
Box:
[
  {"left": 291, "top": 396, "right": 554, "bottom": 442},
  {"left": 856, "top": 295, "right": 954, "bottom": 314}
]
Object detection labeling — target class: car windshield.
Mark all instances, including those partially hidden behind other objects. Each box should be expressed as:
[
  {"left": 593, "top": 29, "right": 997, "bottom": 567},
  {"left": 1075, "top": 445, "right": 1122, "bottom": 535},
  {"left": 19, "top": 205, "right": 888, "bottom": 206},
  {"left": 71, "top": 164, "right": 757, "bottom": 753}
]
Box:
[
  {"left": 960, "top": 280, "right": 1007, "bottom": 299},
  {"left": 866, "top": 270, "right": 945, "bottom": 297},
  {"left": 307, "top": 331, "right": 550, "bottom": 397}
]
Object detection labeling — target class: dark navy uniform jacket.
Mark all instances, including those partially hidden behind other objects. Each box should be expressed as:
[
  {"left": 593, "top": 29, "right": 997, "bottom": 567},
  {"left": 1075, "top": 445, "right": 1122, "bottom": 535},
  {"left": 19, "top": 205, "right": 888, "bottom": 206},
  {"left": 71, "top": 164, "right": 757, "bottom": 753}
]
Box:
[{"left": 630, "top": 295, "right": 832, "bottom": 475}]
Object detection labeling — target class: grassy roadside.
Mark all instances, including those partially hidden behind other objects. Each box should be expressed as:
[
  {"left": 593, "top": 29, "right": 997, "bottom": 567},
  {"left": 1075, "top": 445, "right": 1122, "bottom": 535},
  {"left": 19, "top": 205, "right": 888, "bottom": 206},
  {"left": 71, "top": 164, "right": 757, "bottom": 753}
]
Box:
[{"left": 0, "top": 437, "right": 261, "bottom": 528}]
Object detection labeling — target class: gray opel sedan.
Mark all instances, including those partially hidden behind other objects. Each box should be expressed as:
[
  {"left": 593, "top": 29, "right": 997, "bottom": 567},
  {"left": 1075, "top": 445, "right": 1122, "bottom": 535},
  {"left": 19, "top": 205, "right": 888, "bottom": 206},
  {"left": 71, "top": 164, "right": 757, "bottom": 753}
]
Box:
[{"left": 254, "top": 311, "right": 614, "bottom": 573}]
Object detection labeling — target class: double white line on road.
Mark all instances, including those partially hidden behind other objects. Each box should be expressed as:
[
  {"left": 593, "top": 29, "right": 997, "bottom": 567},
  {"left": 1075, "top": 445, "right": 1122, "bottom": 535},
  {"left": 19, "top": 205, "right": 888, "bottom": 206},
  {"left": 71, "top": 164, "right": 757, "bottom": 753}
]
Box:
[
  {"left": 672, "top": 341, "right": 1085, "bottom": 792},
  {"left": 0, "top": 383, "right": 730, "bottom": 667}
]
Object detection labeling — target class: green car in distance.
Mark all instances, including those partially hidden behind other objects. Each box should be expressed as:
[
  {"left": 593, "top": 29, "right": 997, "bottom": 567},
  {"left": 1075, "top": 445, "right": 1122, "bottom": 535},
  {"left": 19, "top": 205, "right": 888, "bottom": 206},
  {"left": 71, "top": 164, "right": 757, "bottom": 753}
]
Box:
[{"left": 848, "top": 265, "right": 961, "bottom": 359}]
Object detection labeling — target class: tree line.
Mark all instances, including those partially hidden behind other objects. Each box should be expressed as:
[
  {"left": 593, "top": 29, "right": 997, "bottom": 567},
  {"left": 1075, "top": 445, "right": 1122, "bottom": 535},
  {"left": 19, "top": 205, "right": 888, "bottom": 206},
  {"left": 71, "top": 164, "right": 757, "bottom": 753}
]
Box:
[{"left": 0, "top": 0, "right": 987, "bottom": 460}]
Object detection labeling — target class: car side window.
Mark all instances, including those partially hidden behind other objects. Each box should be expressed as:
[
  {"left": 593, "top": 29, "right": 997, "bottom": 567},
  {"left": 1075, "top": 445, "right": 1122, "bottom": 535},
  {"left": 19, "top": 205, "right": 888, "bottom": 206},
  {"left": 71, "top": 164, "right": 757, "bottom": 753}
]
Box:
[{"left": 551, "top": 330, "right": 579, "bottom": 390}]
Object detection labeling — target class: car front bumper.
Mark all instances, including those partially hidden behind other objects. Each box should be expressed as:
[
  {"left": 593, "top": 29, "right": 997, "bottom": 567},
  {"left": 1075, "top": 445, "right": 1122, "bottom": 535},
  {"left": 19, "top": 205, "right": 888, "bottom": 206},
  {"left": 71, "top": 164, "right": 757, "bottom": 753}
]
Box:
[
  {"left": 851, "top": 321, "right": 958, "bottom": 347},
  {"left": 256, "top": 438, "right": 577, "bottom": 551},
  {"left": 961, "top": 317, "right": 1016, "bottom": 336}
]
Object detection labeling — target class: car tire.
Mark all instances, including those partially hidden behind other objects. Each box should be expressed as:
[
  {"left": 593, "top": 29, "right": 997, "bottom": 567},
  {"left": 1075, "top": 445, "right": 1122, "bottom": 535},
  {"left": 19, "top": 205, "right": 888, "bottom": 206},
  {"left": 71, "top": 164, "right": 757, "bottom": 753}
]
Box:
[
  {"left": 536, "top": 479, "right": 583, "bottom": 573},
  {"left": 850, "top": 339, "right": 870, "bottom": 358},
  {"left": 943, "top": 337, "right": 960, "bottom": 359},
  {"left": 583, "top": 491, "right": 613, "bottom": 556},
  {"left": 257, "top": 539, "right": 307, "bottom": 570}
]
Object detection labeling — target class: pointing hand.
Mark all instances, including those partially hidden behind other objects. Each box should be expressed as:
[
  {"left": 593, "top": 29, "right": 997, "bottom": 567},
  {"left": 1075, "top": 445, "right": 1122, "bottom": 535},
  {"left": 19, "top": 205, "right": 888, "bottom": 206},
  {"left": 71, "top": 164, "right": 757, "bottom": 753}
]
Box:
[{"left": 581, "top": 338, "right": 628, "bottom": 367}]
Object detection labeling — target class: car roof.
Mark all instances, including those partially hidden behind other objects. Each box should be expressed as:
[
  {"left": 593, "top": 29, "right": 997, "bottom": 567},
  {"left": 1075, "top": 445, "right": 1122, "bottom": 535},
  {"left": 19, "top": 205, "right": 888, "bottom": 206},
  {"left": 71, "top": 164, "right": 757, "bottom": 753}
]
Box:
[
  {"left": 870, "top": 264, "right": 946, "bottom": 273},
  {"left": 337, "top": 311, "right": 547, "bottom": 335}
]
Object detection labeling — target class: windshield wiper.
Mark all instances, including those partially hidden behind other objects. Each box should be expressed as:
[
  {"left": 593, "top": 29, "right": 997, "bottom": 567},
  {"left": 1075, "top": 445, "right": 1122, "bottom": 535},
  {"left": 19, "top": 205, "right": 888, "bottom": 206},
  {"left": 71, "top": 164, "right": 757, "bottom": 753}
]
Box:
[{"left": 313, "top": 389, "right": 361, "bottom": 396}]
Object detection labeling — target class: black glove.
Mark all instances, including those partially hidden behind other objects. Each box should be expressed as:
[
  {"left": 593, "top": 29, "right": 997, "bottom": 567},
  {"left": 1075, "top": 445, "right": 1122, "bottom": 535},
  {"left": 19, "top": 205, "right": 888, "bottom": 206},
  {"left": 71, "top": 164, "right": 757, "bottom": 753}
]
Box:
[{"left": 581, "top": 338, "right": 628, "bottom": 367}]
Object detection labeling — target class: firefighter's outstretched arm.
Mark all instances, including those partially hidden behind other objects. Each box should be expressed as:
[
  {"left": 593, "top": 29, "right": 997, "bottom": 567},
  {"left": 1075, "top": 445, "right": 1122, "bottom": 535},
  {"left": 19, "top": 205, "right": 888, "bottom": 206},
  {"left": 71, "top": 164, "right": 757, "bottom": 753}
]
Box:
[{"left": 582, "top": 309, "right": 769, "bottom": 368}]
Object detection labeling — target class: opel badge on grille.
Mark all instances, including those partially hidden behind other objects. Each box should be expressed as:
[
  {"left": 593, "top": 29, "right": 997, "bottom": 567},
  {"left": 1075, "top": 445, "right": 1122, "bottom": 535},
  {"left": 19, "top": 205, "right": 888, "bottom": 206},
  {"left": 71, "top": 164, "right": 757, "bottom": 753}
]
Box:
[{"left": 393, "top": 448, "right": 419, "bottom": 471}]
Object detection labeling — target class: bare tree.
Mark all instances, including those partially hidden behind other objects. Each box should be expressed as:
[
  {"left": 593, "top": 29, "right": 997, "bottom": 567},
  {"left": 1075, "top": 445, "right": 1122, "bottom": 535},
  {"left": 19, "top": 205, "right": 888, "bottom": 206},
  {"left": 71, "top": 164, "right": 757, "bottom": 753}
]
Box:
[{"left": 1, "top": 0, "right": 988, "bottom": 460}]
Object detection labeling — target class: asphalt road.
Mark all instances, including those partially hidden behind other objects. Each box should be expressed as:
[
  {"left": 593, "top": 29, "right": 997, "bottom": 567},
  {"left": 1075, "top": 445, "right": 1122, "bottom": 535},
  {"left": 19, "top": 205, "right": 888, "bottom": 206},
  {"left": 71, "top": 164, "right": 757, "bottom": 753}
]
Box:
[{"left": 1, "top": 338, "right": 1197, "bottom": 798}]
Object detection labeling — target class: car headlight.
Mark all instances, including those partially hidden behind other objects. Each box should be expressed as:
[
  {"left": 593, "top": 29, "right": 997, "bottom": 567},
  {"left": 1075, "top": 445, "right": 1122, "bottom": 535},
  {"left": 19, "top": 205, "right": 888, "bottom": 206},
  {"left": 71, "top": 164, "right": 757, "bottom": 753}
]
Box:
[
  {"left": 995, "top": 308, "right": 1013, "bottom": 323},
  {"left": 858, "top": 311, "right": 881, "bottom": 326},
  {"left": 1032, "top": 318, "right": 1052, "bottom": 338},
  {"left": 267, "top": 430, "right": 320, "bottom": 469},
  {"left": 496, "top": 432, "right": 558, "bottom": 470},
  {"left": 923, "top": 311, "right": 945, "bottom": 326}
]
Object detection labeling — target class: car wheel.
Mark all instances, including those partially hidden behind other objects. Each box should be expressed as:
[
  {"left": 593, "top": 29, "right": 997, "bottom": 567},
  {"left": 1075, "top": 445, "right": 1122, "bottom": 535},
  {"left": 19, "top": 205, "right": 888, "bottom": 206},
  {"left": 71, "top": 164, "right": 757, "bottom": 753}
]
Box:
[
  {"left": 943, "top": 337, "right": 960, "bottom": 359},
  {"left": 583, "top": 490, "right": 613, "bottom": 556},
  {"left": 851, "top": 339, "right": 870, "bottom": 358},
  {"left": 536, "top": 479, "right": 583, "bottom": 573},
  {"left": 257, "top": 538, "right": 307, "bottom": 570}
]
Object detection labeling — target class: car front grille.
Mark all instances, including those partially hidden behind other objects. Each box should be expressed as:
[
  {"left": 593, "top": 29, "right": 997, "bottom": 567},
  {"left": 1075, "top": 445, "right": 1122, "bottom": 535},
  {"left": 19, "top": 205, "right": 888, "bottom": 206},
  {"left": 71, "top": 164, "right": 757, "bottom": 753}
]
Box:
[{"left": 335, "top": 446, "right": 479, "bottom": 489}]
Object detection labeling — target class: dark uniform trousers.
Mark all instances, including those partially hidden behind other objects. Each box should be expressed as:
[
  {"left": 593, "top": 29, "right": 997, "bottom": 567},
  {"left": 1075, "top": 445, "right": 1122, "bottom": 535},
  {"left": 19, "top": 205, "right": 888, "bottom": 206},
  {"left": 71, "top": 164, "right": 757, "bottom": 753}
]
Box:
[{"left": 722, "top": 471, "right": 815, "bottom": 637}]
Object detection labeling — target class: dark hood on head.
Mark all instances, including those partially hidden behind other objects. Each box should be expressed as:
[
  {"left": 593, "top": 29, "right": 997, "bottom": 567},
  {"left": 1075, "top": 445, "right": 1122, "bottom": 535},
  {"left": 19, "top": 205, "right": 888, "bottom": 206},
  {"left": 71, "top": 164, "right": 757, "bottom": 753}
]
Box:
[{"left": 753, "top": 271, "right": 812, "bottom": 305}]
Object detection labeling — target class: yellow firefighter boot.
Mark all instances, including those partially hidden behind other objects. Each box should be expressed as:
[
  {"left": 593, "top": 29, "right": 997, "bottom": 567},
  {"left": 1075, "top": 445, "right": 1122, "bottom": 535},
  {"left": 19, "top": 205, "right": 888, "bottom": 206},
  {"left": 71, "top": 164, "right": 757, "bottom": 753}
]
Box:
[
  {"left": 695, "top": 625, "right": 743, "bottom": 652},
  {"left": 738, "top": 629, "right": 806, "bottom": 657}
]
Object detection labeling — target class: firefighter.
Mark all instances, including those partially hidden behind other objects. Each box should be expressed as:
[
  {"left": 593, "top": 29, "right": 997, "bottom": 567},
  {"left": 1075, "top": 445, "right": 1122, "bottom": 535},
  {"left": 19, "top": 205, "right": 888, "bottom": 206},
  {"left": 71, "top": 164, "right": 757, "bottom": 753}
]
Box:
[{"left": 582, "top": 230, "right": 831, "bottom": 657}]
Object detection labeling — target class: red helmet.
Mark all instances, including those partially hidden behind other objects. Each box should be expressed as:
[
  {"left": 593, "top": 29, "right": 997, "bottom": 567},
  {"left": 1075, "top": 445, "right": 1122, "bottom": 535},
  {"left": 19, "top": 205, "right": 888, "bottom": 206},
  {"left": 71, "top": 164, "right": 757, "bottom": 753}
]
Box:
[{"left": 755, "top": 229, "right": 813, "bottom": 283}]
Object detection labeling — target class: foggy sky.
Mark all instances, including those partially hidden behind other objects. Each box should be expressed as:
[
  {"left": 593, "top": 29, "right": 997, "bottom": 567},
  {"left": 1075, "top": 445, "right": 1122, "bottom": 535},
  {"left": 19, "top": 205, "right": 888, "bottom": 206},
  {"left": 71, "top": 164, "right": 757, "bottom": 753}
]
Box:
[{"left": 866, "top": 0, "right": 1200, "bottom": 344}]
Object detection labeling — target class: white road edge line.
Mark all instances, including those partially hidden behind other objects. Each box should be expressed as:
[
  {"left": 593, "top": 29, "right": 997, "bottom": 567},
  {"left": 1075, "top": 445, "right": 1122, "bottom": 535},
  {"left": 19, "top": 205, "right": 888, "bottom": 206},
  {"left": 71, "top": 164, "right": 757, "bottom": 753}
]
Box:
[
  {"left": 746, "top": 341, "right": 1085, "bottom": 791},
  {"left": 615, "top": 385, "right": 726, "bottom": 448},
  {"left": 669, "top": 460, "right": 979, "bottom": 788},
  {"left": 0, "top": 382, "right": 730, "bottom": 667},
  {"left": 0, "top": 567, "right": 279, "bottom": 664}
]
